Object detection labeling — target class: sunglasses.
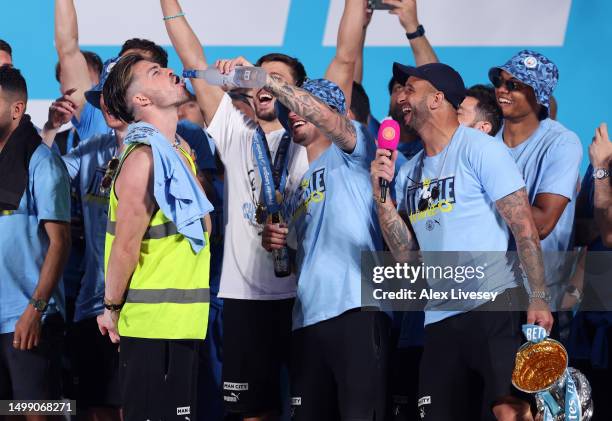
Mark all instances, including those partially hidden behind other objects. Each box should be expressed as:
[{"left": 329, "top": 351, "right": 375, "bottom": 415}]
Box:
[
  {"left": 418, "top": 185, "right": 440, "bottom": 212},
  {"left": 99, "top": 157, "right": 120, "bottom": 195},
  {"left": 491, "top": 75, "right": 526, "bottom": 92}
]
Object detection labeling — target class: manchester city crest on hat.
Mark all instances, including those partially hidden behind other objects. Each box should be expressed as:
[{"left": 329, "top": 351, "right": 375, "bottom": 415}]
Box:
[
  {"left": 523, "top": 56, "right": 538, "bottom": 69},
  {"left": 488, "top": 50, "right": 559, "bottom": 111}
]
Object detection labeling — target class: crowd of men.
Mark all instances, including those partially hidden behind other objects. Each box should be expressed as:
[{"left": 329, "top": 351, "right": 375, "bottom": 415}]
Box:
[{"left": 1, "top": 0, "right": 611, "bottom": 420}]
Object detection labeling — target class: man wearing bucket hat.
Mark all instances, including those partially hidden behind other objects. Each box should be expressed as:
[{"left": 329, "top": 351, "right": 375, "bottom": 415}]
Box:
[
  {"left": 371, "top": 61, "right": 553, "bottom": 420},
  {"left": 489, "top": 50, "right": 583, "bottom": 311},
  {"left": 261, "top": 75, "right": 388, "bottom": 420}
]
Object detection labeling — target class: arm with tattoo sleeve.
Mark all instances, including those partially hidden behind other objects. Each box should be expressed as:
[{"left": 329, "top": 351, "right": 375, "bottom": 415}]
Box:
[
  {"left": 264, "top": 74, "right": 357, "bottom": 152},
  {"left": 496, "top": 188, "right": 553, "bottom": 330},
  {"left": 376, "top": 202, "right": 419, "bottom": 263},
  {"left": 496, "top": 188, "right": 546, "bottom": 293}
]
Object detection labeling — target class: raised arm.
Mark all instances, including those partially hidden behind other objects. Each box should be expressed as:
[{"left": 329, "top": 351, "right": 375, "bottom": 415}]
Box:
[
  {"left": 590, "top": 123, "right": 612, "bottom": 247},
  {"left": 264, "top": 74, "right": 357, "bottom": 152},
  {"left": 353, "top": 9, "right": 373, "bottom": 84},
  {"left": 55, "top": 0, "right": 93, "bottom": 120},
  {"left": 325, "top": 0, "right": 368, "bottom": 109},
  {"left": 384, "top": 0, "right": 438, "bottom": 66},
  {"left": 495, "top": 187, "right": 553, "bottom": 331},
  {"left": 160, "top": 0, "right": 224, "bottom": 125}
]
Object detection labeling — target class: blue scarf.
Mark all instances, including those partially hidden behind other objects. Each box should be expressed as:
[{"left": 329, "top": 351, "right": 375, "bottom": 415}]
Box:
[{"left": 124, "top": 122, "right": 213, "bottom": 253}]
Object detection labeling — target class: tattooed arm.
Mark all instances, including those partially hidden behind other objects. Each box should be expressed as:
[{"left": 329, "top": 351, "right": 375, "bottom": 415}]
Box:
[
  {"left": 377, "top": 203, "right": 419, "bottom": 262},
  {"left": 264, "top": 74, "right": 357, "bottom": 153},
  {"left": 371, "top": 149, "right": 419, "bottom": 262},
  {"left": 496, "top": 187, "right": 553, "bottom": 331}
]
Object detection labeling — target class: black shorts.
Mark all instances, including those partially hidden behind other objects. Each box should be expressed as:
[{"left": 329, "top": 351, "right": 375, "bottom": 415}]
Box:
[
  {"left": 417, "top": 288, "right": 528, "bottom": 421},
  {"left": 0, "top": 314, "right": 63, "bottom": 400},
  {"left": 70, "top": 316, "right": 121, "bottom": 408},
  {"left": 222, "top": 298, "right": 293, "bottom": 417},
  {"left": 290, "top": 309, "right": 390, "bottom": 421},
  {"left": 119, "top": 337, "right": 200, "bottom": 421}
]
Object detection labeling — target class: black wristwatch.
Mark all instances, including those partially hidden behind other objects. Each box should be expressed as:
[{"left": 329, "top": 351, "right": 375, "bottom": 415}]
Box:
[
  {"left": 29, "top": 298, "right": 48, "bottom": 313},
  {"left": 406, "top": 25, "right": 425, "bottom": 40},
  {"left": 103, "top": 298, "right": 124, "bottom": 312}
]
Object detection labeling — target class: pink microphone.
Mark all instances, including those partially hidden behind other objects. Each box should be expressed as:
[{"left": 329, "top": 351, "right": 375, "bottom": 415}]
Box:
[{"left": 377, "top": 119, "right": 400, "bottom": 203}]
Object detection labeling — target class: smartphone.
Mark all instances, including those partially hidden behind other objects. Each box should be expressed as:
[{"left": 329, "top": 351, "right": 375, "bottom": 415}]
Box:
[{"left": 368, "top": 0, "right": 393, "bottom": 10}]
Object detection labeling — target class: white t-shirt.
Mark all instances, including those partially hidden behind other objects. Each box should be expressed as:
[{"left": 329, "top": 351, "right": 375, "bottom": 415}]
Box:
[{"left": 207, "top": 94, "right": 309, "bottom": 300}]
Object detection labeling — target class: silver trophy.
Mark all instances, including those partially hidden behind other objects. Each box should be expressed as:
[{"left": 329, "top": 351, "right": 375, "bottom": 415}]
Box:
[{"left": 512, "top": 338, "right": 593, "bottom": 420}]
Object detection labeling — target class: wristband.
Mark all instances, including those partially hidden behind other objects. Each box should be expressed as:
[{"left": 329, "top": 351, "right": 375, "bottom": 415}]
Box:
[
  {"left": 103, "top": 298, "right": 124, "bottom": 312},
  {"left": 406, "top": 25, "right": 425, "bottom": 40},
  {"left": 163, "top": 12, "right": 185, "bottom": 21}
]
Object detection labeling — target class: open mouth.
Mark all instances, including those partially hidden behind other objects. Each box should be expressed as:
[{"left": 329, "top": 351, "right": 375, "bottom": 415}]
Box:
[
  {"left": 291, "top": 120, "right": 307, "bottom": 130},
  {"left": 498, "top": 97, "right": 512, "bottom": 106},
  {"left": 402, "top": 105, "right": 412, "bottom": 119},
  {"left": 257, "top": 91, "right": 274, "bottom": 105},
  {"left": 172, "top": 74, "right": 184, "bottom": 86}
]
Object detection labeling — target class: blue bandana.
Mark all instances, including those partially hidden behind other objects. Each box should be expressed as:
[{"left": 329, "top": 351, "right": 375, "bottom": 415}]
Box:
[
  {"left": 489, "top": 50, "right": 559, "bottom": 110},
  {"left": 276, "top": 78, "right": 347, "bottom": 132}
]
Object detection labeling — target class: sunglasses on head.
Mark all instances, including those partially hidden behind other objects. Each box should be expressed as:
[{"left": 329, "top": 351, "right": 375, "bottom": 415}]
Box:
[
  {"left": 491, "top": 75, "right": 526, "bottom": 92},
  {"left": 99, "top": 157, "right": 120, "bottom": 195},
  {"left": 418, "top": 185, "right": 440, "bottom": 212}
]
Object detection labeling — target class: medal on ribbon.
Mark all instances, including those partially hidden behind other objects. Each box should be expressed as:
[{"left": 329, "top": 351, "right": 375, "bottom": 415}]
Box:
[{"left": 252, "top": 127, "right": 291, "bottom": 223}]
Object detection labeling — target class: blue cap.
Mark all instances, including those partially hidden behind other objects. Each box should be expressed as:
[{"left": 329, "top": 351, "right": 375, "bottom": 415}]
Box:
[
  {"left": 85, "top": 57, "right": 120, "bottom": 109},
  {"left": 488, "top": 50, "right": 558, "bottom": 110},
  {"left": 392, "top": 62, "right": 466, "bottom": 109},
  {"left": 276, "top": 78, "right": 347, "bottom": 132}
]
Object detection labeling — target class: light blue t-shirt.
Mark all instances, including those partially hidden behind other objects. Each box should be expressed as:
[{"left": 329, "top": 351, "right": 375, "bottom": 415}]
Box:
[
  {"left": 71, "top": 102, "right": 112, "bottom": 141},
  {"left": 0, "top": 145, "right": 71, "bottom": 334},
  {"left": 495, "top": 118, "right": 583, "bottom": 306},
  {"left": 284, "top": 121, "right": 383, "bottom": 330},
  {"left": 62, "top": 133, "right": 117, "bottom": 321},
  {"left": 395, "top": 125, "right": 525, "bottom": 326}
]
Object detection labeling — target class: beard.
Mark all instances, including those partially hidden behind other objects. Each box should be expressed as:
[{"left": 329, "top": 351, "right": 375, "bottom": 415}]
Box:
[
  {"left": 407, "top": 97, "right": 430, "bottom": 132},
  {"left": 255, "top": 102, "right": 277, "bottom": 122}
]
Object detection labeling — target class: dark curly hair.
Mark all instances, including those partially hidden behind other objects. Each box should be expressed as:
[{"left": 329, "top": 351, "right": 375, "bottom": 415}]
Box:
[
  {"left": 119, "top": 38, "right": 168, "bottom": 67},
  {"left": 255, "top": 53, "right": 306, "bottom": 87}
]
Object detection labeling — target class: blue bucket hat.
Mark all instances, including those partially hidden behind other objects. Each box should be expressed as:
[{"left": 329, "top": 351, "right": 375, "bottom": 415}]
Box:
[
  {"left": 85, "top": 57, "right": 120, "bottom": 109},
  {"left": 276, "top": 78, "right": 347, "bottom": 132},
  {"left": 488, "top": 50, "right": 558, "bottom": 110}
]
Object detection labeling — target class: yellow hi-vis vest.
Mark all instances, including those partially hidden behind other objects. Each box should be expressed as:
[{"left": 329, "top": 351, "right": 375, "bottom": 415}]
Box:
[{"left": 104, "top": 143, "right": 210, "bottom": 340}]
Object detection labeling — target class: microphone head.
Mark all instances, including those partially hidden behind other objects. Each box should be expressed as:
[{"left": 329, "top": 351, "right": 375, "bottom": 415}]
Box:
[{"left": 377, "top": 118, "right": 400, "bottom": 150}]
